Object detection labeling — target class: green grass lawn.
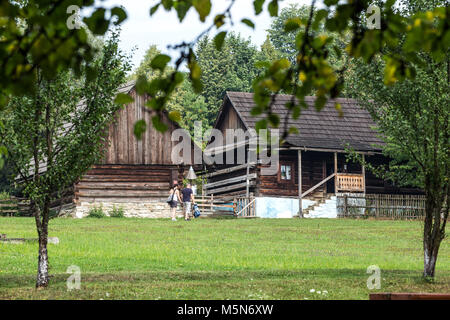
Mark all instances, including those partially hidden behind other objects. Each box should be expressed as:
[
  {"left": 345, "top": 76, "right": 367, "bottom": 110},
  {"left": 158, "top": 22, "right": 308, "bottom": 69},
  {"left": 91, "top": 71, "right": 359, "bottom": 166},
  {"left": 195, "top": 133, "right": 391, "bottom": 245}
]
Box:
[{"left": 0, "top": 217, "right": 448, "bottom": 300}]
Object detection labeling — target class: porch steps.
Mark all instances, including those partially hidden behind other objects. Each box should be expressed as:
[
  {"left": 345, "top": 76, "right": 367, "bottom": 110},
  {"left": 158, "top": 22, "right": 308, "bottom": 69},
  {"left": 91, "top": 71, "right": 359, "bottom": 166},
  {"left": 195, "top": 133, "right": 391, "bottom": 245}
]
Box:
[
  {"left": 301, "top": 190, "right": 327, "bottom": 216},
  {"left": 304, "top": 195, "right": 338, "bottom": 218}
]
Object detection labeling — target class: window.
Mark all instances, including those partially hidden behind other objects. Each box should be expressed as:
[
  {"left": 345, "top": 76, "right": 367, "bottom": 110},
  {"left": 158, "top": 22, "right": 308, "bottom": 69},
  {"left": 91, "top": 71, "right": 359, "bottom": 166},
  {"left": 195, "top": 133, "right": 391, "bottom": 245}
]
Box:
[{"left": 280, "top": 164, "right": 292, "bottom": 180}]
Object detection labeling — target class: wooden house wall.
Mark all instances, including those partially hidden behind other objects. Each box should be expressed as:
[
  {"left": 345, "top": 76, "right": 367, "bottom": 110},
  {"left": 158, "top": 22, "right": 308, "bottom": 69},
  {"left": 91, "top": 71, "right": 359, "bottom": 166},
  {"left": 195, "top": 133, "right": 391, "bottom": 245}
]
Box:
[
  {"left": 258, "top": 151, "right": 327, "bottom": 197},
  {"left": 75, "top": 164, "right": 183, "bottom": 203},
  {"left": 102, "top": 89, "right": 178, "bottom": 165},
  {"left": 74, "top": 88, "right": 195, "bottom": 203},
  {"left": 216, "top": 100, "right": 247, "bottom": 144},
  {"left": 258, "top": 151, "right": 423, "bottom": 197}
]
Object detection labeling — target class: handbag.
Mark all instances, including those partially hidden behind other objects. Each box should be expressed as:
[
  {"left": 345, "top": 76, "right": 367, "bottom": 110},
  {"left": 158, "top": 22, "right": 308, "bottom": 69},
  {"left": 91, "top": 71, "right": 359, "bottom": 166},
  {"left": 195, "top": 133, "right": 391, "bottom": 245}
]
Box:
[
  {"left": 166, "top": 190, "right": 175, "bottom": 203},
  {"left": 193, "top": 203, "right": 201, "bottom": 218}
]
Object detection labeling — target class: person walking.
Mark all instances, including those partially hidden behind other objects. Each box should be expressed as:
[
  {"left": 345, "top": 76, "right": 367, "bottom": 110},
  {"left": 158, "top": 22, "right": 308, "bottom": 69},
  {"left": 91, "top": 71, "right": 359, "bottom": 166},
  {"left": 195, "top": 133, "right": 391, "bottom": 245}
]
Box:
[
  {"left": 181, "top": 183, "right": 195, "bottom": 221},
  {"left": 168, "top": 183, "right": 181, "bottom": 221}
]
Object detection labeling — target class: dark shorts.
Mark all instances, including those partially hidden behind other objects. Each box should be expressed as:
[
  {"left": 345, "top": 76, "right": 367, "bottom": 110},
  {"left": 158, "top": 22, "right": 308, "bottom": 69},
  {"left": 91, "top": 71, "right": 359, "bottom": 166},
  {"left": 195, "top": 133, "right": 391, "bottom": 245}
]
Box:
[{"left": 169, "top": 201, "right": 178, "bottom": 208}]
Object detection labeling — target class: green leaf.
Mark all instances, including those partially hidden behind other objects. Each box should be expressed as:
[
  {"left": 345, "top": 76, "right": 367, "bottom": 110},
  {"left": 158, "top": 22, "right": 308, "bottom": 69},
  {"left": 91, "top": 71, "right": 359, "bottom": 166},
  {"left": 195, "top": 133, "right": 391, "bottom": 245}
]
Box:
[
  {"left": 255, "top": 119, "right": 268, "bottom": 131},
  {"left": 136, "top": 75, "right": 148, "bottom": 95},
  {"left": 150, "top": 3, "right": 160, "bottom": 16},
  {"left": 214, "top": 14, "right": 225, "bottom": 28},
  {"left": 152, "top": 115, "right": 169, "bottom": 132},
  {"left": 268, "top": 0, "right": 278, "bottom": 17},
  {"left": 161, "top": 0, "right": 174, "bottom": 10},
  {"left": 151, "top": 54, "right": 171, "bottom": 71},
  {"left": 174, "top": 1, "right": 191, "bottom": 22},
  {"left": 288, "top": 126, "right": 299, "bottom": 135},
  {"left": 168, "top": 111, "right": 181, "bottom": 123},
  {"left": 111, "top": 6, "right": 127, "bottom": 25},
  {"left": 114, "top": 93, "right": 134, "bottom": 106},
  {"left": 253, "top": 0, "right": 265, "bottom": 15},
  {"left": 193, "top": 0, "right": 211, "bottom": 22},
  {"left": 134, "top": 119, "right": 147, "bottom": 140},
  {"left": 188, "top": 53, "right": 203, "bottom": 94},
  {"left": 241, "top": 18, "right": 255, "bottom": 29},
  {"left": 268, "top": 113, "right": 280, "bottom": 127},
  {"left": 83, "top": 8, "right": 109, "bottom": 35},
  {"left": 324, "top": 0, "right": 339, "bottom": 6},
  {"left": 214, "top": 31, "right": 227, "bottom": 50},
  {"left": 284, "top": 18, "right": 302, "bottom": 32}
]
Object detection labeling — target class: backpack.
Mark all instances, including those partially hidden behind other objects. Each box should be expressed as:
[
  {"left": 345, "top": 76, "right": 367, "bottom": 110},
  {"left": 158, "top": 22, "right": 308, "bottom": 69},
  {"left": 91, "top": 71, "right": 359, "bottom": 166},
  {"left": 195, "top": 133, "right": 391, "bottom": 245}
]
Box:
[{"left": 193, "top": 203, "right": 201, "bottom": 218}]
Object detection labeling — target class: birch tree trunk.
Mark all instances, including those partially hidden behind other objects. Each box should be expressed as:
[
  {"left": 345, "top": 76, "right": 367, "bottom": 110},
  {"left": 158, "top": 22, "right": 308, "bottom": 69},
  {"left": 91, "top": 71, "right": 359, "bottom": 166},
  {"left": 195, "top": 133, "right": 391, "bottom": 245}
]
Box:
[
  {"left": 36, "top": 200, "right": 50, "bottom": 288},
  {"left": 36, "top": 231, "right": 49, "bottom": 288},
  {"left": 422, "top": 183, "right": 447, "bottom": 279}
]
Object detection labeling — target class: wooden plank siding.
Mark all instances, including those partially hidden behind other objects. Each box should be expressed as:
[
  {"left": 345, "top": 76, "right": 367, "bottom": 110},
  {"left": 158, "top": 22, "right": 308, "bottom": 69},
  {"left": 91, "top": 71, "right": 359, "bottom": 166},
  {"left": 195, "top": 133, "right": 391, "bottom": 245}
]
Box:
[
  {"left": 75, "top": 164, "right": 184, "bottom": 203},
  {"left": 74, "top": 85, "right": 201, "bottom": 204},
  {"left": 101, "top": 90, "right": 177, "bottom": 165},
  {"left": 258, "top": 151, "right": 327, "bottom": 197},
  {"left": 215, "top": 99, "right": 247, "bottom": 140}
]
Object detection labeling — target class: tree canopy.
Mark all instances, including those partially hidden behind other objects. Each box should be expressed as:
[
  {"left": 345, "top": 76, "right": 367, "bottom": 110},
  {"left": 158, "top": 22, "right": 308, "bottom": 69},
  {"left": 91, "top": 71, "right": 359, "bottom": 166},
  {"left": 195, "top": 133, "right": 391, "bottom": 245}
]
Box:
[{"left": 0, "top": 29, "right": 130, "bottom": 287}]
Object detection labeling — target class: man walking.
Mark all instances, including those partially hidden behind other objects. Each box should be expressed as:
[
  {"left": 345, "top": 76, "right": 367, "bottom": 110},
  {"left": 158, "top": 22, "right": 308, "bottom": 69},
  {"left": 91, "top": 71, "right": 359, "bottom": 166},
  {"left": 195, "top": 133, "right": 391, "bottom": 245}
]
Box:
[{"left": 181, "top": 183, "right": 195, "bottom": 221}]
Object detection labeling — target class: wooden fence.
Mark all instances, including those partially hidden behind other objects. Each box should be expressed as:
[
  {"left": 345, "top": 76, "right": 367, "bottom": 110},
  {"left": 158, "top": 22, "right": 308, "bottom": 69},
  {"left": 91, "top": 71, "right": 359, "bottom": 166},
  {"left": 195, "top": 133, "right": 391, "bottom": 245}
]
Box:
[
  {"left": 235, "top": 195, "right": 257, "bottom": 218},
  {"left": 337, "top": 194, "right": 426, "bottom": 219},
  {"left": 196, "top": 195, "right": 236, "bottom": 217},
  {"left": 195, "top": 194, "right": 257, "bottom": 218},
  {"left": 0, "top": 197, "right": 31, "bottom": 217}
]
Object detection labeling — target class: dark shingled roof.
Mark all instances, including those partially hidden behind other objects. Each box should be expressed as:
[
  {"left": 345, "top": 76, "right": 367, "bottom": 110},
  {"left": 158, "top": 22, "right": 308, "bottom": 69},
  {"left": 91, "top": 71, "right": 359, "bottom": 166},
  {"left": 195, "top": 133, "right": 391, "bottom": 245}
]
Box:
[{"left": 224, "top": 92, "right": 384, "bottom": 152}]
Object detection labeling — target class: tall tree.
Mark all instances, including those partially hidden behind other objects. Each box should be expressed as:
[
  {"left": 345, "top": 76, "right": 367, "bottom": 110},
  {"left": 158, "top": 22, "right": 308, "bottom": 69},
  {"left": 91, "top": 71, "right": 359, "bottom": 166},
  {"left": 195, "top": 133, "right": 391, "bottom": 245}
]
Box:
[
  {"left": 195, "top": 33, "right": 260, "bottom": 126},
  {"left": 257, "top": 36, "right": 282, "bottom": 63},
  {"left": 0, "top": 30, "right": 130, "bottom": 287},
  {"left": 267, "top": 4, "right": 313, "bottom": 62},
  {"left": 348, "top": 0, "right": 449, "bottom": 279}
]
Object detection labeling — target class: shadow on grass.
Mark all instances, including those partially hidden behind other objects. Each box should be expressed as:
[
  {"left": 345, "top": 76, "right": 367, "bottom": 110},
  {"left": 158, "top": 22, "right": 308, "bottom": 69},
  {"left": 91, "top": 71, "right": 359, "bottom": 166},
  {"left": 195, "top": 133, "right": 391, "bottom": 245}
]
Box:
[{"left": 1, "top": 268, "right": 447, "bottom": 289}]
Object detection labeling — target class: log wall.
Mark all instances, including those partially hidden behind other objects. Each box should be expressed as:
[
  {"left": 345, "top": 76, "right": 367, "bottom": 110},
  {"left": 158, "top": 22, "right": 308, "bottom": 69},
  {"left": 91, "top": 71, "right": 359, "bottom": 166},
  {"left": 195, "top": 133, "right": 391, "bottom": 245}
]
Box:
[
  {"left": 75, "top": 164, "right": 183, "bottom": 203},
  {"left": 102, "top": 89, "right": 179, "bottom": 165}
]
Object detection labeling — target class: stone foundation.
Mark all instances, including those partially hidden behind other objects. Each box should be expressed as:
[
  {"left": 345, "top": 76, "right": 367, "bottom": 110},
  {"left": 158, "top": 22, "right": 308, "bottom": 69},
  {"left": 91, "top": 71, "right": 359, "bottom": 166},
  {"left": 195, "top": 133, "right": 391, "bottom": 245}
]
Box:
[{"left": 73, "top": 201, "right": 184, "bottom": 218}]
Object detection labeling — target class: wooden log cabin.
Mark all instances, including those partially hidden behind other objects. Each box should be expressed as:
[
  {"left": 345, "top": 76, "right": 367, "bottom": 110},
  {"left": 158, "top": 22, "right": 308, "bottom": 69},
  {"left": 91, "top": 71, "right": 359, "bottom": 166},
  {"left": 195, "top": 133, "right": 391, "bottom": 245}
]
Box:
[
  {"left": 61, "top": 81, "right": 200, "bottom": 218},
  {"left": 203, "top": 92, "right": 422, "bottom": 218}
]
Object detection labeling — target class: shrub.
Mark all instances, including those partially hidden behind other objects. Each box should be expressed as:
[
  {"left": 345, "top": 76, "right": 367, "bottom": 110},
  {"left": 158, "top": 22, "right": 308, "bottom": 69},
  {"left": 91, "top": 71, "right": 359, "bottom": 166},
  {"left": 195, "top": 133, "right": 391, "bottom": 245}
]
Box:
[
  {"left": 0, "top": 191, "right": 10, "bottom": 200},
  {"left": 110, "top": 205, "right": 125, "bottom": 218},
  {"left": 87, "top": 207, "right": 106, "bottom": 218}
]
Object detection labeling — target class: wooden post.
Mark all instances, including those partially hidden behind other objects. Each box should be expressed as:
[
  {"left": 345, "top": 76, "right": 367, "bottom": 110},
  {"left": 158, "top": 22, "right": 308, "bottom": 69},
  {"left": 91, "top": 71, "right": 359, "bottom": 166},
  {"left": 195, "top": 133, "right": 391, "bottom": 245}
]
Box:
[
  {"left": 334, "top": 152, "right": 338, "bottom": 195},
  {"left": 344, "top": 194, "right": 348, "bottom": 217},
  {"left": 210, "top": 194, "right": 214, "bottom": 214},
  {"left": 362, "top": 154, "right": 366, "bottom": 194},
  {"left": 298, "top": 150, "right": 303, "bottom": 218},
  {"left": 250, "top": 192, "right": 255, "bottom": 217},
  {"left": 246, "top": 157, "right": 250, "bottom": 198},
  {"left": 201, "top": 168, "right": 205, "bottom": 214}
]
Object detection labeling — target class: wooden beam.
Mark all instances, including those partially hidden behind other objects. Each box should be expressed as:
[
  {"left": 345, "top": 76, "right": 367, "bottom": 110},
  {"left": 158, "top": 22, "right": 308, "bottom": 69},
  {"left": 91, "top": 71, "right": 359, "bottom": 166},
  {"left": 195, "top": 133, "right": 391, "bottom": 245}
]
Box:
[
  {"left": 205, "top": 181, "right": 256, "bottom": 195},
  {"left": 205, "top": 173, "right": 257, "bottom": 189},
  {"left": 202, "top": 163, "right": 255, "bottom": 178},
  {"left": 334, "top": 152, "right": 338, "bottom": 194},
  {"left": 362, "top": 154, "right": 366, "bottom": 194},
  {"left": 278, "top": 147, "right": 380, "bottom": 155},
  {"left": 298, "top": 150, "right": 303, "bottom": 218},
  {"left": 246, "top": 160, "right": 250, "bottom": 198},
  {"left": 302, "top": 173, "right": 336, "bottom": 198}
]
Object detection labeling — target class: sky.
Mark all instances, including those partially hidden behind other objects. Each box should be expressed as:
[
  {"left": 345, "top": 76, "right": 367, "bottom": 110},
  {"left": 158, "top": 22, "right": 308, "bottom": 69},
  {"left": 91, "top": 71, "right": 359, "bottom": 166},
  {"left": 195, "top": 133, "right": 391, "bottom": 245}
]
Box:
[{"left": 92, "top": 0, "right": 311, "bottom": 71}]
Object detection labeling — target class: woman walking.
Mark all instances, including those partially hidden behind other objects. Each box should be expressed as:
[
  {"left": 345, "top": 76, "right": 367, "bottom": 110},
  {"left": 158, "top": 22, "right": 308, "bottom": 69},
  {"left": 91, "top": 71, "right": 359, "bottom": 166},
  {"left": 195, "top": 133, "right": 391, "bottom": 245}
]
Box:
[{"left": 168, "top": 183, "right": 181, "bottom": 221}]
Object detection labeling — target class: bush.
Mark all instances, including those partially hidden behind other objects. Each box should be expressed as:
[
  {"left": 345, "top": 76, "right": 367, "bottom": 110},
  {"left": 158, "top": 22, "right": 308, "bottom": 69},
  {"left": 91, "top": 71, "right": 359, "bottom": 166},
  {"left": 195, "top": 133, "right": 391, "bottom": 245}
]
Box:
[
  {"left": 110, "top": 205, "right": 125, "bottom": 218},
  {"left": 87, "top": 207, "right": 106, "bottom": 218},
  {"left": 0, "top": 191, "right": 10, "bottom": 200}
]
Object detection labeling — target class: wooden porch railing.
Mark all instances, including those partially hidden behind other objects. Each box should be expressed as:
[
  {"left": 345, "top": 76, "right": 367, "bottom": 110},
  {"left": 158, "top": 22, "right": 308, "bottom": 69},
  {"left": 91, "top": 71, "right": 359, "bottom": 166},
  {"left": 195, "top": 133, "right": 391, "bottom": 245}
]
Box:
[{"left": 336, "top": 173, "right": 364, "bottom": 192}]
